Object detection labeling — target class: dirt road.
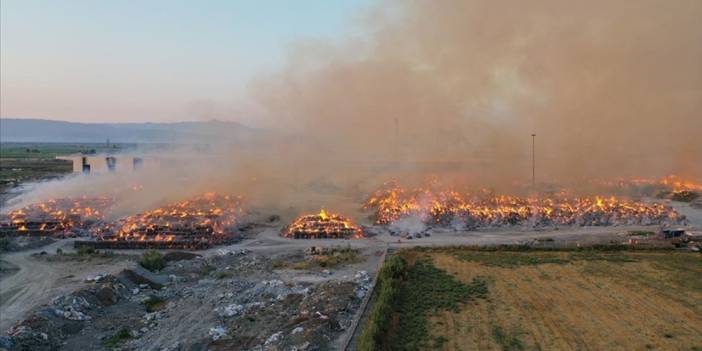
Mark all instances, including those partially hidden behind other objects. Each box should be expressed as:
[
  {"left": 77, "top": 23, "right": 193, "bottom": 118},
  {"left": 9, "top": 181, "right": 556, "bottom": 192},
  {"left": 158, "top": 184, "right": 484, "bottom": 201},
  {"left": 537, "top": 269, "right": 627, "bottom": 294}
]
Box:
[{"left": 0, "top": 239, "right": 133, "bottom": 331}]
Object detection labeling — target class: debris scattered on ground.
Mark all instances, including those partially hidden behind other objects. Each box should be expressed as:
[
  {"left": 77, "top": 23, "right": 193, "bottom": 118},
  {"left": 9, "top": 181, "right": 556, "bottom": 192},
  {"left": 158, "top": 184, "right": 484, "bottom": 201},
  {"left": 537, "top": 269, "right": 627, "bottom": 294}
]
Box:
[
  {"left": 2, "top": 249, "right": 370, "bottom": 350},
  {"left": 209, "top": 326, "right": 227, "bottom": 341}
]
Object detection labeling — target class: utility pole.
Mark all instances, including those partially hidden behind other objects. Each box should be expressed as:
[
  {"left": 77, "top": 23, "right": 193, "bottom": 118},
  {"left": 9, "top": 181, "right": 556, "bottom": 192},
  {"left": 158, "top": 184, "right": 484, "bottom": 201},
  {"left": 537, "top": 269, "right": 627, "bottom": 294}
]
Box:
[
  {"left": 394, "top": 117, "right": 399, "bottom": 161},
  {"left": 531, "top": 134, "right": 536, "bottom": 187}
]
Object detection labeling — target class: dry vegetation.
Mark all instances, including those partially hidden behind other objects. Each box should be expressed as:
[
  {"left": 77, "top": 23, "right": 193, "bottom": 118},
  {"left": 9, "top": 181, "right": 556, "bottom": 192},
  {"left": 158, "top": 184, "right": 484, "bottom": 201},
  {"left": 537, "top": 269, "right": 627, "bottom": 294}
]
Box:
[
  {"left": 272, "top": 245, "right": 362, "bottom": 270},
  {"left": 363, "top": 248, "right": 702, "bottom": 351},
  {"left": 429, "top": 250, "right": 702, "bottom": 351}
]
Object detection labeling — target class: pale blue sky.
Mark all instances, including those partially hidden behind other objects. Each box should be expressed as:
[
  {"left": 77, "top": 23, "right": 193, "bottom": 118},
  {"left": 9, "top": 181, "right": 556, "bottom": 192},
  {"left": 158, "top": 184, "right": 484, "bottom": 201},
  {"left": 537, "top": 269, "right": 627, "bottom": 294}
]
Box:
[{"left": 0, "top": 0, "right": 372, "bottom": 124}]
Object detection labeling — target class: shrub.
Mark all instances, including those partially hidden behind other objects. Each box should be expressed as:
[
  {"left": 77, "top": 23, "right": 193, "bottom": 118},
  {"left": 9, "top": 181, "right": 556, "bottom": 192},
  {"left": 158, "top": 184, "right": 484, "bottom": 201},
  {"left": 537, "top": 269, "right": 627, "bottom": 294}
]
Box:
[
  {"left": 77, "top": 245, "right": 95, "bottom": 255},
  {"left": 0, "top": 238, "right": 10, "bottom": 252},
  {"left": 143, "top": 295, "right": 166, "bottom": 312},
  {"left": 209, "top": 270, "right": 234, "bottom": 280},
  {"left": 104, "top": 328, "right": 131, "bottom": 347},
  {"left": 139, "top": 250, "right": 165, "bottom": 272},
  {"left": 492, "top": 325, "right": 525, "bottom": 351},
  {"left": 271, "top": 260, "right": 287, "bottom": 269},
  {"left": 358, "top": 255, "right": 406, "bottom": 351}
]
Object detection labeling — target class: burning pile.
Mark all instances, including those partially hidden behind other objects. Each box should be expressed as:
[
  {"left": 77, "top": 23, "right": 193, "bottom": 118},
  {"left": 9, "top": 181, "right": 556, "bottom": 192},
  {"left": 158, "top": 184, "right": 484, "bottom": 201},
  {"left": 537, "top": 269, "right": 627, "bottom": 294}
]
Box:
[
  {"left": 282, "top": 210, "right": 363, "bottom": 239},
  {"left": 364, "top": 182, "right": 684, "bottom": 229},
  {"left": 87, "top": 192, "right": 244, "bottom": 249},
  {"left": 595, "top": 175, "right": 702, "bottom": 202},
  {"left": 657, "top": 175, "right": 702, "bottom": 202},
  {"left": 0, "top": 197, "right": 114, "bottom": 237},
  {"left": 657, "top": 175, "right": 702, "bottom": 192}
]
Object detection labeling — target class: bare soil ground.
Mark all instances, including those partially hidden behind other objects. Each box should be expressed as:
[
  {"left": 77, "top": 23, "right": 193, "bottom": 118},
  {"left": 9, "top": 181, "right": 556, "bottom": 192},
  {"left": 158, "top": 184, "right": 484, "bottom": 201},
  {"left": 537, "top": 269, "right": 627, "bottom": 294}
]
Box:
[
  {"left": 0, "top": 236, "right": 383, "bottom": 350},
  {"left": 425, "top": 250, "right": 702, "bottom": 351},
  {"left": 0, "top": 239, "right": 132, "bottom": 332}
]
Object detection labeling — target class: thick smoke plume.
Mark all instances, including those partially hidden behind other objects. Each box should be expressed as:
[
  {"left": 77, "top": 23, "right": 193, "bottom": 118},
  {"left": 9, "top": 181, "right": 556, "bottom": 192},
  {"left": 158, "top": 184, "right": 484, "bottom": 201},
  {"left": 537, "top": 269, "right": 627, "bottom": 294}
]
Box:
[
  {"left": 253, "top": 0, "right": 702, "bottom": 189},
  {"left": 5, "top": 0, "right": 701, "bottom": 218}
]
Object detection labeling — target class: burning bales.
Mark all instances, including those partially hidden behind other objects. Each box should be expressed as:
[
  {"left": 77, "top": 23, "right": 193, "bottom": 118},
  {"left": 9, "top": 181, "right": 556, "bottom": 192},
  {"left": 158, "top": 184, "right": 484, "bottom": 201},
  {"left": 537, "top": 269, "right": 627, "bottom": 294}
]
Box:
[
  {"left": 364, "top": 182, "right": 685, "bottom": 229},
  {"left": 81, "top": 192, "right": 244, "bottom": 249},
  {"left": 282, "top": 210, "right": 363, "bottom": 239},
  {"left": 596, "top": 175, "right": 702, "bottom": 202},
  {"left": 0, "top": 197, "right": 114, "bottom": 237},
  {"left": 656, "top": 176, "right": 702, "bottom": 202}
]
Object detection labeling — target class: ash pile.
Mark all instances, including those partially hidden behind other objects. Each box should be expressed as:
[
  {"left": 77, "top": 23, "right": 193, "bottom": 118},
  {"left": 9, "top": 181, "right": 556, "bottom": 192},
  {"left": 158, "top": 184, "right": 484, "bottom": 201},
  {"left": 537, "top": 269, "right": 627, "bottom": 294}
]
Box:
[
  {"left": 0, "top": 197, "right": 114, "bottom": 238},
  {"left": 282, "top": 210, "right": 364, "bottom": 239}
]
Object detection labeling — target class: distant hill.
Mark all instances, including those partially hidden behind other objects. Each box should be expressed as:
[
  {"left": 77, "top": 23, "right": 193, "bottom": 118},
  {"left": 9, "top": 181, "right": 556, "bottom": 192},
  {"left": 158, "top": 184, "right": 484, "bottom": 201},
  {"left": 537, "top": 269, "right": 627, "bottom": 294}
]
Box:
[{"left": 0, "top": 118, "right": 264, "bottom": 143}]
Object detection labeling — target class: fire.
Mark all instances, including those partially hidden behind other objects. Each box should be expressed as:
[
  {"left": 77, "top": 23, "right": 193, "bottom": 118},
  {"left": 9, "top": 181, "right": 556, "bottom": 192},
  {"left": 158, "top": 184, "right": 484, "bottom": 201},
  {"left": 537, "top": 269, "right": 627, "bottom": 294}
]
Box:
[
  {"left": 364, "top": 181, "right": 684, "bottom": 228},
  {"left": 658, "top": 175, "right": 702, "bottom": 192},
  {"left": 319, "top": 209, "right": 330, "bottom": 220},
  {"left": 0, "top": 196, "right": 114, "bottom": 237},
  {"left": 592, "top": 175, "right": 702, "bottom": 203},
  {"left": 96, "top": 193, "right": 244, "bottom": 247},
  {"left": 595, "top": 175, "right": 702, "bottom": 194},
  {"left": 282, "top": 209, "right": 363, "bottom": 239}
]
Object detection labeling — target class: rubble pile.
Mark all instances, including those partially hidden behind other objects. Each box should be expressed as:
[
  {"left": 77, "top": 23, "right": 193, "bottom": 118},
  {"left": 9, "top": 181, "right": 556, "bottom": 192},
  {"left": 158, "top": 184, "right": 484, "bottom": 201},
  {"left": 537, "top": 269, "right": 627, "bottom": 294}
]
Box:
[
  {"left": 3, "top": 250, "right": 368, "bottom": 350},
  {"left": 2, "top": 275, "right": 134, "bottom": 350}
]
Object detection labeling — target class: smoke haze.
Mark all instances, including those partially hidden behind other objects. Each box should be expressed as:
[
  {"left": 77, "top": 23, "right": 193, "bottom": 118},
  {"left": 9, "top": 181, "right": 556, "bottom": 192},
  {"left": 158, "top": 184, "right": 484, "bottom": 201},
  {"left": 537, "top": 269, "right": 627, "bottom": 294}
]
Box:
[
  {"left": 5, "top": 0, "right": 702, "bottom": 217},
  {"left": 253, "top": 0, "right": 702, "bottom": 186}
]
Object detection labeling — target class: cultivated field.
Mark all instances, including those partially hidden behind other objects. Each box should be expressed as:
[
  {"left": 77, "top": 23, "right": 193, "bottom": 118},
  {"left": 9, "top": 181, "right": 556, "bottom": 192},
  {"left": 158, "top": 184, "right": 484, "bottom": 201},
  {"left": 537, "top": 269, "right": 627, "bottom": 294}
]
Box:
[
  {"left": 0, "top": 143, "right": 134, "bottom": 205},
  {"left": 372, "top": 248, "right": 702, "bottom": 351}
]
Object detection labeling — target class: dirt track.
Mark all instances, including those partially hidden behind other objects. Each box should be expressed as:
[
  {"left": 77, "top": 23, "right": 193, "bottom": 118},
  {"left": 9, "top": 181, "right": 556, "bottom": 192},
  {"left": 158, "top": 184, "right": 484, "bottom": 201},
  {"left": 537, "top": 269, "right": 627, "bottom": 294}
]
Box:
[{"left": 0, "top": 240, "right": 132, "bottom": 331}]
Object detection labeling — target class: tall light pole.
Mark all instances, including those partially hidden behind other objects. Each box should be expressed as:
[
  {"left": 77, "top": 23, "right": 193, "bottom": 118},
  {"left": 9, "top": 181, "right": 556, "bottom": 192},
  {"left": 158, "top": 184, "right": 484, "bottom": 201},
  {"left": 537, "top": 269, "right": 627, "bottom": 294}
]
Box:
[{"left": 531, "top": 134, "right": 536, "bottom": 187}]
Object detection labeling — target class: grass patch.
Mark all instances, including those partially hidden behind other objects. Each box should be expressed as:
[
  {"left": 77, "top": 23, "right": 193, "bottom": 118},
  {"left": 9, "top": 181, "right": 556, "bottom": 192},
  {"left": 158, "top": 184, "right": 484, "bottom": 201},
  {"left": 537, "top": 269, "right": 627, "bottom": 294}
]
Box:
[
  {"left": 275, "top": 245, "right": 362, "bottom": 270},
  {"left": 139, "top": 250, "right": 165, "bottom": 272},
  {"left": 77, "top": 245, "right": 96, "bottom": 255},
  {"left": 143, "top": 295, "right": 166, "bottom": 312},
  {"left": 638, "top": 253, "right": 702, "bottom": 292},
  {"left": 65, "top": 245, "right": 116, "bottom": 260},
  {"left": 290, "top": 261, "right": 311, "bottom": 270},
  {"left": 311, "top": 245, "right": 361, "bottom": 268},
  {"left": 627, "top": 230, "right": 656, "bottom": 237},
  {"left": 104, "top": 328, "right": 131, "bottom": 348},
  {"left": 0, "top": 238, "right": 10, "bottom": 252},
  {"left": 492, "top": 325, "right": 525, "bottom": 351},
  {"left": 388, "top": 259, "right": 488, "bottom": 350},
  {"left": 453, "top": 251, "right": 570, "bottom": 267},
  {"left": 453, "top": 250, "right": 637, "bottom": 268},
  {"left": 209, "top": 270, "right": 234, "bottom": 280},
  {"left": 271, "top": 260, "right": 287, "bottom": 269},
  {"left": 570, "top": 252, "right": 638, "bottom": 263},
  {"left": 433, "top": 335, "right": 449, "bottom": 349},
  {"left": 358, "top": 255, "right": 406, "bottom": 351}
]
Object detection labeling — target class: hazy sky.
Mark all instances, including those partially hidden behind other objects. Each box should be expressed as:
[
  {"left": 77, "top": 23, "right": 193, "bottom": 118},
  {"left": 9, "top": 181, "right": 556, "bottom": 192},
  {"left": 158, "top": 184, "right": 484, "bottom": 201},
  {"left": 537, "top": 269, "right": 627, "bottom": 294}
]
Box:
[{"left": 0, "top": 0, "right": 371, "bottom": 124}]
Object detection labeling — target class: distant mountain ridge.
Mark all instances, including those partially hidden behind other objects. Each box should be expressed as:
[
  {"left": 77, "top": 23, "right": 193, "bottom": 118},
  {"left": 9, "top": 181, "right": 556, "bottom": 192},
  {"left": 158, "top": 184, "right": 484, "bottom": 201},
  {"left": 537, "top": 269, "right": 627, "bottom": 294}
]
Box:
[{"left": 0, "top": 118, "right": 263, "bottom": 143}]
